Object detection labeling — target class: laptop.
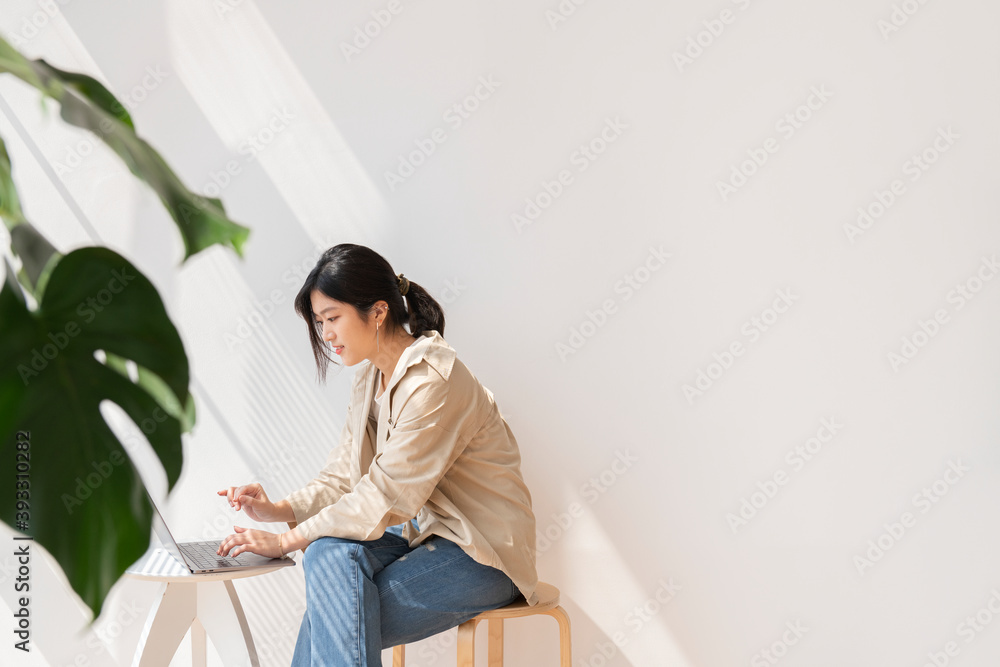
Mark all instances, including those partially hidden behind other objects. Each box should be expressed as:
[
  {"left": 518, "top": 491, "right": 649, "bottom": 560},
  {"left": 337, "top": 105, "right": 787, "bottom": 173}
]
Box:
[{"left": 146, "top": 487, "right": 296, "bottom": 574}]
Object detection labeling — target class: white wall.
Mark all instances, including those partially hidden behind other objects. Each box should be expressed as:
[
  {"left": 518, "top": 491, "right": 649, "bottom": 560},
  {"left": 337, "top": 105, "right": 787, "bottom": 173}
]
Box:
[{"left": 2, "top": 0, "right": 999, "bottom": 665}]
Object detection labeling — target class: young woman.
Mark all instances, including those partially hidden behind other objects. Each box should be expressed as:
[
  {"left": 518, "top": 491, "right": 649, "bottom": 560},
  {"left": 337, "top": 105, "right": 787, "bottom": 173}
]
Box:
[{"left": 216, "top": 243, "right": 539, "bottom": 666}]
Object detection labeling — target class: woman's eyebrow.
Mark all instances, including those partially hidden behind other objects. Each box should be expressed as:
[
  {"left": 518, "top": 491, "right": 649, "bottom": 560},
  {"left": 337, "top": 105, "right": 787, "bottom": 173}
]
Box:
[{"left": 314, "top": 307, "right": 339, "bottom": 320}]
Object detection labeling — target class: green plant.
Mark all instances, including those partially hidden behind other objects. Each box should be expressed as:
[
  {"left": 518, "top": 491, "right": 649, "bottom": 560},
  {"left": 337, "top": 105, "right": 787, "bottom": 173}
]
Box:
[{"left": 0, "top": 33, "right": 251, "bottom": 622}]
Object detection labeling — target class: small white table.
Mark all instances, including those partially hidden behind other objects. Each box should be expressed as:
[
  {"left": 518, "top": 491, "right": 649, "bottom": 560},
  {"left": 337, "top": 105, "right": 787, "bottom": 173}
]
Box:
[{"left": 125, "top": 545, "right": 294, "bottom": 667}]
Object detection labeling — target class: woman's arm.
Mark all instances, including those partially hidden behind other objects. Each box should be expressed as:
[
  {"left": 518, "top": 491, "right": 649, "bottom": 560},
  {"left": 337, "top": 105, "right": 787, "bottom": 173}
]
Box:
[
  {"left": 271, "top": 498, "right": 297, "bottom": 523},
  {"left": 281, "top": 521, "right": 310, "bottom": 555},
  {"left": 290, "top": 379, "right": 470, "bottom": 543}
]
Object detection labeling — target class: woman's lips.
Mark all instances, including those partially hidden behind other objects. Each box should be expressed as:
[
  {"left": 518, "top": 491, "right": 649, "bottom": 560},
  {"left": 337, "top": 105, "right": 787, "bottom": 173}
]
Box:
[{"left": 334, "top": 346, "right": 344, "bottom": 355}]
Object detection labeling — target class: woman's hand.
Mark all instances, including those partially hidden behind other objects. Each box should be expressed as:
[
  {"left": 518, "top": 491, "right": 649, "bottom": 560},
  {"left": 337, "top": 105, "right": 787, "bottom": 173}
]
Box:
[
  {"left": 217, "top": 482, "right": 281, "bottom": 523},
  {"left": 217, "top": 525, "right": 283, "bottom": 558}
]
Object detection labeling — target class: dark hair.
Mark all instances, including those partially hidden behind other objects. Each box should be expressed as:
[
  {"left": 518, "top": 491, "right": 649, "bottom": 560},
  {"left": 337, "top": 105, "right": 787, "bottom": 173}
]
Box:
[{"left": 294, "top": 243, "right": 446, "bottom": 383}]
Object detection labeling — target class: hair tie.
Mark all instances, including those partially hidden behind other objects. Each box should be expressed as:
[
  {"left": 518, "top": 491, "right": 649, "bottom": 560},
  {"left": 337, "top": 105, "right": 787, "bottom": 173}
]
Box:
[{"left": 397, "top": 273, "right": 410, "bottom": 296}]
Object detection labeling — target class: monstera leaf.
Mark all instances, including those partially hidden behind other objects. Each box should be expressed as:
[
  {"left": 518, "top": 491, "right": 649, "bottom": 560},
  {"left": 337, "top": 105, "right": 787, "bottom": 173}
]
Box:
[
  {"left": 0, "top": 33, "right": 253, "bottom": 627},
  {"left": 0, "top": 132, "right": 26, "bottom": 225},
  {"left": 0, "top": 33, "right": 250, "bottom": 264},
  {"left": 0, "top": 247, "right": 193, "bottom": 619}
]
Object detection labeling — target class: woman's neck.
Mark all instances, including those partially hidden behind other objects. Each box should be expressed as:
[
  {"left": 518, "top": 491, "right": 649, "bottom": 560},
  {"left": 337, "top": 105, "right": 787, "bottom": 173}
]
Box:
[{"left": 373, "top": 331, "right": 417, "bottom": 395}]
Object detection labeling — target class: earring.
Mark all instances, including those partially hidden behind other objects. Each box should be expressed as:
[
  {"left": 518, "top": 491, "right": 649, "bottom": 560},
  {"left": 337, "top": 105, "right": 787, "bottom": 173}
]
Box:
[{"left": 376, "top": 318, "right": 380, "bottom": 353}]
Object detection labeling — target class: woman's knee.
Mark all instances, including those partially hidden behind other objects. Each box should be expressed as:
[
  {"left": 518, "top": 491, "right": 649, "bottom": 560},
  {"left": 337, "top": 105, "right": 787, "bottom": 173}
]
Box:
[{"left": 301, "top": 536, "right": 361, "bottom": 572}]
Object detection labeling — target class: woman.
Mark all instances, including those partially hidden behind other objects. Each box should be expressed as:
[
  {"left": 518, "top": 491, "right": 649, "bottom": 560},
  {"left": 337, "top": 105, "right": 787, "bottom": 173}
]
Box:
[{"left": 216, "top": 243, "right": 539, "bottom": 666}]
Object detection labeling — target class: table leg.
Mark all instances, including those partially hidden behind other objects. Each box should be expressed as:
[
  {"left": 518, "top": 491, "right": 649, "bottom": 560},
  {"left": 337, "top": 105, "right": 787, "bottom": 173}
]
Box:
[
  {"left": 132, "top": 582, "right": 197, "bottom": 667},
  {"left": 197, "top": 580, "right": 261, "bottom": 666},
  {"left": 132, "top": 579, "right": 261, "bottom": 667},
  {"left": 191, "top": 618, "right": 207, "bottom": 667}
]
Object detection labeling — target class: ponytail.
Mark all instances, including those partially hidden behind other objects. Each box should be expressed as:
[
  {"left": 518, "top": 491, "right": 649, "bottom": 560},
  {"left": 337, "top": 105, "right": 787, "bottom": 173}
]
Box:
[{"left": 403, "top": 280, "right": 445, "bottom": 337}]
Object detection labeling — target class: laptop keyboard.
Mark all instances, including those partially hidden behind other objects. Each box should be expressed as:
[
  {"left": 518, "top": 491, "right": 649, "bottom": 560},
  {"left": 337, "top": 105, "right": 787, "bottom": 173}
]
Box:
[{"left": 179, "top": 540, "right": 245, "bottom": 570}]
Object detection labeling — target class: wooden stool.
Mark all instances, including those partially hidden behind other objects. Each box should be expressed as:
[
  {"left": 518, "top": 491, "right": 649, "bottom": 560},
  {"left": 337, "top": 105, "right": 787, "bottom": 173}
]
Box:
[{"left": 391, "top": 581, "right": 571, "bottom": 667}]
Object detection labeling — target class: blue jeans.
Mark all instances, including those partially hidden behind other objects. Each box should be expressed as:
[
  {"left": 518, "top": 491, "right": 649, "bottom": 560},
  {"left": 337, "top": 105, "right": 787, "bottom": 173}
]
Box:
[{"left": 290, "top": 521, "right": 521, "bottom": 667}]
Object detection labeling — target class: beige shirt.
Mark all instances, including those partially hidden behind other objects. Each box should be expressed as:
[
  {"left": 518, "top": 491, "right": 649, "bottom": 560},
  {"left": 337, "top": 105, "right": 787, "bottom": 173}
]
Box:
[{"left": 283, "top": 330, "right": 539, "bottom": 606}]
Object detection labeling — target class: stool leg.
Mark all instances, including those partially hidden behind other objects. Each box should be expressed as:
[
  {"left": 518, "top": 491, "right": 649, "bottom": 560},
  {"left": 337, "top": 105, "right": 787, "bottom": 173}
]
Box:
[
  {"left": 457, "top": 618, "right": 479, "bottom": 667},
  {"left": 488, "top": 618, "right": 504, "bottom": 666},
  {"left": 392, "top": 644, "right": 405, "bottom": 667},
  {"left": 545, "top": 606, "right": 572, "bottom": 667}
]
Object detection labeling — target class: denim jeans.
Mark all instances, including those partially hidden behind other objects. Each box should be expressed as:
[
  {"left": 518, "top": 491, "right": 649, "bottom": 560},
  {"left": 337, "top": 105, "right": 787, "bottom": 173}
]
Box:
[{"left": 290, "top": 521, "right": 521, "bottom": 667}]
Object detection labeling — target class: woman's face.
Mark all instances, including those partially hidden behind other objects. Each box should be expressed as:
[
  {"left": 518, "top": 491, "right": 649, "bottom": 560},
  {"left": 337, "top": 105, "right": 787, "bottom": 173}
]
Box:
[{"left": 310, "top": 289, "right": 377, "bottom": 366}]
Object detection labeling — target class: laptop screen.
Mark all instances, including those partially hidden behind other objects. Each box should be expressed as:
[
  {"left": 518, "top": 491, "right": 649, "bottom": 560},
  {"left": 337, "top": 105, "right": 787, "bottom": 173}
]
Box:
[{"left": 143, "top": 486, "right": 191, "bottom": 569}]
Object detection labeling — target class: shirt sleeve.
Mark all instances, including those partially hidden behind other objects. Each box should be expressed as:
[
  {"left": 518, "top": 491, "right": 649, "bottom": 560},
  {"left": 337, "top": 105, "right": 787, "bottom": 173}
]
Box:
[
  {"left": 282, "top": 404, "right": 354, "bottom": 525},
  {"left": 292, "top": 379, "right": 470, "bottom": 543}
]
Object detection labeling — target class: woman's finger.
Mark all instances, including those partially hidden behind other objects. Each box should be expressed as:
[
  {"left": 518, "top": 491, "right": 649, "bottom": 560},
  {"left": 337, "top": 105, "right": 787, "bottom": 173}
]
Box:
[
  {"left": 217, "top": 525, "right": 255, "bottom": 555},
  {"left": 220, "top": 538, "right": 239, "bottom": 556},
  {"left": 234, "top": 486, "right": 248, "bottom": 510}
]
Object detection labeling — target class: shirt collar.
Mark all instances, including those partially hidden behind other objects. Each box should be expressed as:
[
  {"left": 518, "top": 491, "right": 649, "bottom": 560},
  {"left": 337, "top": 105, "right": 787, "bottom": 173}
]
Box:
[
  {"left": 363, "top": 330, "right": 456, "bottom": 401},
  {"left": 396, "top": 329, "right": 456, "bottom": 381}
]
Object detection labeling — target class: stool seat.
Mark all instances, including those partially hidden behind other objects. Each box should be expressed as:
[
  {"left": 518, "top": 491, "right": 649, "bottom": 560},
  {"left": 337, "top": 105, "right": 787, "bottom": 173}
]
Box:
[
  {"left": 476, "top": 581, "right": 560, "bottom": 618},
  {"left": 392, "top": 581, "right": 570, "bottom": 667}
]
